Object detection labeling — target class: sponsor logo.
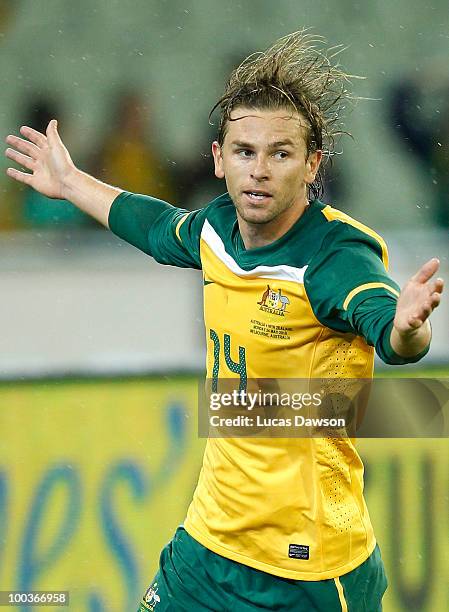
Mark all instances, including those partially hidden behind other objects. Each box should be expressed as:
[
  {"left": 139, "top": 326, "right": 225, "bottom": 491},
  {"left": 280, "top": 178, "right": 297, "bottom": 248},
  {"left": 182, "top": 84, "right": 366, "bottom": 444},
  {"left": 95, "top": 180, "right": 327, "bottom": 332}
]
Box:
[{"left": 257, "top": 284, "right": 290, "bottom": 316}]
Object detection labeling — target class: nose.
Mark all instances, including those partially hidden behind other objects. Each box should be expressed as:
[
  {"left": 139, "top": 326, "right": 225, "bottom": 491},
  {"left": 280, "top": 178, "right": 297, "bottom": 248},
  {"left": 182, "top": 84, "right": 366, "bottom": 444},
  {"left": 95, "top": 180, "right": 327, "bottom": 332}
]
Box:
[{"left": 251, "top": 155, "right": 270, "bottom": 181}]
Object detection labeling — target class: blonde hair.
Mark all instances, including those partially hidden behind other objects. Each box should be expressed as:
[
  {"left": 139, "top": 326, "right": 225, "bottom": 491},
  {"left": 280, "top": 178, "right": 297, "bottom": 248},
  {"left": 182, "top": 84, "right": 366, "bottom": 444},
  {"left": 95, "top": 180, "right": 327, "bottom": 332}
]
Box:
[{"left": 210, "top": 30, "right": 357, "bottom": 199}]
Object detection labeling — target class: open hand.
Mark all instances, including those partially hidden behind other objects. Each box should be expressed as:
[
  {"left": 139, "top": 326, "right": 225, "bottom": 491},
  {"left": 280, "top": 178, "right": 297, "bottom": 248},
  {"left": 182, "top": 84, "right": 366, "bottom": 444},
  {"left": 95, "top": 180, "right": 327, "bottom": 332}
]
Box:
[
  {"left": 5, "top": 120, "right": 76, "bottom": 200},
  {"left": 394, "top": 258, "right": 444, "bottom": 334}
]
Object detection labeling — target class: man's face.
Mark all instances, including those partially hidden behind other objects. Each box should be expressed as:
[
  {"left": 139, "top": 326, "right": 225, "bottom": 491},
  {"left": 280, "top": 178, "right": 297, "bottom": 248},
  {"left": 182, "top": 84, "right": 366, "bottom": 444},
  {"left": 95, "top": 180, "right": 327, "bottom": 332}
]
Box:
[{"left": 212, "top": 106, "right": 322, "bottom": 226}]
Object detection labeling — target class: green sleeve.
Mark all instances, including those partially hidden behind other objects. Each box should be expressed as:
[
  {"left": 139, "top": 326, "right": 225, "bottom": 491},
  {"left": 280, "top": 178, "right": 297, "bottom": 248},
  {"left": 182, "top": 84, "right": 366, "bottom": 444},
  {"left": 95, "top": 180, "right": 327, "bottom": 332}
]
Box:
[
  {"left": 108, "top": 191, "right": 208, "bottom": 269},
  {"left": 349, "top": 295, "right": 430, "bottom": 365},
  {"left": 304, "top": 222, "right": 400, "bottom": 333},
  {"left": 304, "top": 222, "right": 429, "bottom": 364}
]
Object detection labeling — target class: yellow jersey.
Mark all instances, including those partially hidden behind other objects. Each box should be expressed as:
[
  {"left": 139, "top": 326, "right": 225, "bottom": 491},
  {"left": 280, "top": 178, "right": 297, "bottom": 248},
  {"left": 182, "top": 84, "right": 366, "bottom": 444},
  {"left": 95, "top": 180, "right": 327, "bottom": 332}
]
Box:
[{"left": 109, "top": 191, "right": 412, "bottom": 581}]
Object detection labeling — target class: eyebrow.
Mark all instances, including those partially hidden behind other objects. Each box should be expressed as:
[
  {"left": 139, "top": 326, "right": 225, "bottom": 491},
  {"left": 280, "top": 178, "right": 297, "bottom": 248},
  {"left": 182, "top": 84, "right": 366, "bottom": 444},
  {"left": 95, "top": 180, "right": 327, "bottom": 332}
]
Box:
[{"left": 231, "top": 139, "right": 296, "bottom": 149}]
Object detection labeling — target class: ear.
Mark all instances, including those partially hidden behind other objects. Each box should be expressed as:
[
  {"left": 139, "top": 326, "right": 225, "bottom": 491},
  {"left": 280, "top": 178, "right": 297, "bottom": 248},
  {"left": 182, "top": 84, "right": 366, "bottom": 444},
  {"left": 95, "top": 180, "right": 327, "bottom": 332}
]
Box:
[
  {"left": 212, "top": 141, "right": 225, "bottom": 179},
  {"left": 305, "top": 150, "right": 323, "bottom": 184}
]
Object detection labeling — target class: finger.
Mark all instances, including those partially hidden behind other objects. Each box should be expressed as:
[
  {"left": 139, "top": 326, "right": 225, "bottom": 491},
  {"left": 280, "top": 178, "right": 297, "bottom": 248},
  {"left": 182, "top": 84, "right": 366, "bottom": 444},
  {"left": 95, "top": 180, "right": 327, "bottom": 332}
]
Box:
[
  {"left": 5, "top": 148, "right": 35, "bottom": 171},
  {"left": 434, "top": 278, "right": 444, "bottom": 294},
  {"left": 46, "top": 119, "right": 62, "bottom": 146},
  {"left": 429, "top": 292, "right": 441, "bottom": 309},
  {"left": 421, "top": 301, "right": 433, "bottom": 319},
  {"left": 426, "top": 277, "right": 445, "bottom": 295},
  {"left": 5, "top": 134, "right": 40, "bottom": 158},
  {"left": 6, "top": 167, "right": 33, "bottom": 185},
  {"left": 411, "top": 258, "right": 440, "bottom": 284},
  {"left": 409, "top": 300, "right": 433, "bottom": 326},
  {"left": 19, "top": 125, "right": 47, "bottom": 147}
]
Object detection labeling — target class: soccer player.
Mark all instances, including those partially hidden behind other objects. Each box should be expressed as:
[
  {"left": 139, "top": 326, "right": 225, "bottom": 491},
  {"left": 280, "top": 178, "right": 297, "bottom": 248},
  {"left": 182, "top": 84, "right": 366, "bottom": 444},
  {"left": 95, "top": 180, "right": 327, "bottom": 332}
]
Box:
[{"left": 5, "top": 31, "right": 444, "bottom": 612}]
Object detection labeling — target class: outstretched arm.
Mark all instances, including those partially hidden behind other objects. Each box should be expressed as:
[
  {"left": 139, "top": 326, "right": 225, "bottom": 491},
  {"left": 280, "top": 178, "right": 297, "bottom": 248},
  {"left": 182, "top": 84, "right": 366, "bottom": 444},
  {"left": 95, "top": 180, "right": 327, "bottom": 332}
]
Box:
[
  {"left": 5, "top": 119, "right": 121, "bottom": 227},
  {"left": 390, "top": 258, "right": 444, "bottom": 357},
  {"left": 304, "top": 226, "right": 444, "bottom": 365}
]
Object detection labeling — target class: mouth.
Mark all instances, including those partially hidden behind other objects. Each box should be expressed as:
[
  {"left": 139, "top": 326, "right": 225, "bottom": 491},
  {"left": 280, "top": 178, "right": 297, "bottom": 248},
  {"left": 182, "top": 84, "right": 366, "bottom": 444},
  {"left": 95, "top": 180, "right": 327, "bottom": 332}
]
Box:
[{"left": 242, "top": 189, "right": 273, "bottom": 203}]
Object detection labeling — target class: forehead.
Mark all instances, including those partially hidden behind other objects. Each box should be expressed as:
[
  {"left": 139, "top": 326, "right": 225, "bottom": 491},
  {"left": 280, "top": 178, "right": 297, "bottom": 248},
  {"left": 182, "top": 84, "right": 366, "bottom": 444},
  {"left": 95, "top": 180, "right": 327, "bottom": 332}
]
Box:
[{"left": 225, "top": 106, "right": 308, "bottom": 146}]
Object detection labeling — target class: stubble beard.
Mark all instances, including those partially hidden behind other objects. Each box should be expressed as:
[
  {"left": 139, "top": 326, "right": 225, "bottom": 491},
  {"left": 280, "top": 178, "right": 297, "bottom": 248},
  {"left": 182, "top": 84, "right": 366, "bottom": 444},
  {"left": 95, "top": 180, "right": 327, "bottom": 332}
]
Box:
[{"left": 234, "top": 193, "right": 294, "bottom": 226}]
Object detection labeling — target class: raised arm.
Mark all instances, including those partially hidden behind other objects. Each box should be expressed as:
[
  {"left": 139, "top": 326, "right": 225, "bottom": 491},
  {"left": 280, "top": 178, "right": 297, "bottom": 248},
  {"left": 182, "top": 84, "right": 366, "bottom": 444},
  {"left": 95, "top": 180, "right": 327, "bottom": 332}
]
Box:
[{"left": 5, "top": 119, "right": 121, "bottom": 227}]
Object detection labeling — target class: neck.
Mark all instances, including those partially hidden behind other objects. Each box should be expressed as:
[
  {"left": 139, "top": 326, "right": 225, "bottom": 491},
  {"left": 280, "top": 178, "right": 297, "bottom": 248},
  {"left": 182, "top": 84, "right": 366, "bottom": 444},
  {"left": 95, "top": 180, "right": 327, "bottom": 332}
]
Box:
[{"left": 238, "top": 196, "right": 310, "bottom": 250}]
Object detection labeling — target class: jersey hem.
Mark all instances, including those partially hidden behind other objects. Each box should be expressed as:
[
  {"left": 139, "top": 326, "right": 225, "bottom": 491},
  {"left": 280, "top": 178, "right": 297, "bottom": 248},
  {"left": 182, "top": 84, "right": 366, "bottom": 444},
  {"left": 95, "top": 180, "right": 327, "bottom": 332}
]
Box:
[{"left": 183, "top": 521, "right": 377, "bottom": 581}]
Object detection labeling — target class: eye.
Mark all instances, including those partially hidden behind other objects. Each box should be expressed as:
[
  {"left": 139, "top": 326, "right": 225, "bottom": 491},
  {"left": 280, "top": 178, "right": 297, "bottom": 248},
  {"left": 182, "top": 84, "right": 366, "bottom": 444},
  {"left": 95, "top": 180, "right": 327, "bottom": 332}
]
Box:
[
  {"left": 273, "top": 150, "right": 288, "bottom": 159},
  {"left": 237, "top": 149, "right": 254, "bottom": 158}
]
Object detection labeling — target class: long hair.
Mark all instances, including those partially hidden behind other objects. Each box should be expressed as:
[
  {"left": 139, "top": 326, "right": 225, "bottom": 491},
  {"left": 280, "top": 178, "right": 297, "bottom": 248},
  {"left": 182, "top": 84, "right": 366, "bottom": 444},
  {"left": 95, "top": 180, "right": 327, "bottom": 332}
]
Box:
[{"left": 210, "top": 30, "right": 358, "bottom": 199}]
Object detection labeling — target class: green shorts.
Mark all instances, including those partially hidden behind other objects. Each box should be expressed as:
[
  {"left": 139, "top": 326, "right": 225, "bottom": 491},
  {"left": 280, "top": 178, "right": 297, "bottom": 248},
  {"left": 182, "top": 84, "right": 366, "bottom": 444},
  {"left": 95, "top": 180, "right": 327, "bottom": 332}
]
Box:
[{"left": 138, "top": 527, "right": 387, "bottom": 611}]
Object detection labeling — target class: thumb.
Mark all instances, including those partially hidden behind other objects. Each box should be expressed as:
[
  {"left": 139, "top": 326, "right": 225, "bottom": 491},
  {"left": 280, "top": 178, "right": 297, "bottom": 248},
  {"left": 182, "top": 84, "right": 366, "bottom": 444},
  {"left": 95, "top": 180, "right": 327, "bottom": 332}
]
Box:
[{"left": 46, "top": 119, "right": 60, "bottom": 142}]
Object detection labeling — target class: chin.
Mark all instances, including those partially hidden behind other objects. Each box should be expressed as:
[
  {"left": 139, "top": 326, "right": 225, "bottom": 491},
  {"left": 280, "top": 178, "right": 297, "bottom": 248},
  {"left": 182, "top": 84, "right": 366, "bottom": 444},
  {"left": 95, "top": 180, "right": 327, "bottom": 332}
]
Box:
[
  {"left": 235, "top": 199, "right": 278, "bottom": 225},
  {"left": 239, "top": 207, "right": 277, "bottom": 225}
]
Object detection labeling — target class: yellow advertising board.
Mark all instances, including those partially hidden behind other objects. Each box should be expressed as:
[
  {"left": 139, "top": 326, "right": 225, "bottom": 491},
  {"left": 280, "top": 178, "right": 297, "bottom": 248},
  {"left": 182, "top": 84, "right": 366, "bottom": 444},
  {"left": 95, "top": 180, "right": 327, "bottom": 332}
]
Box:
[
  {"left": 359, "top": 438, "right": 449, "bottom": 612},
  {"left": 0, "top": 377, "right": 204, "bottom": 610},
  {"left": 0, "top": 377, "right": 447, "bottom": 611}
]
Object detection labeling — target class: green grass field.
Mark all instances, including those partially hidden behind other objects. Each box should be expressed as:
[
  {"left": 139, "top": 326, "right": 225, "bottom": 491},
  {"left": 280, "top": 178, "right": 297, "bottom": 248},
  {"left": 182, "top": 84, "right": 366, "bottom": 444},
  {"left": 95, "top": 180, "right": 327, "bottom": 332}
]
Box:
[{"left": 377, "top": 365, "right": 449, "bottom": 377}]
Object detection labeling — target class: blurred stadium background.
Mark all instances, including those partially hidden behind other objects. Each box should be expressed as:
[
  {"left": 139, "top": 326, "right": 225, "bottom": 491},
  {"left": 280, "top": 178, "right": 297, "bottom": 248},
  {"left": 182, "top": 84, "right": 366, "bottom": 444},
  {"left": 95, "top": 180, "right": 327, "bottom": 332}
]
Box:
[{"left": 0, "top": 1, "right": 448, "bottom": 610}]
